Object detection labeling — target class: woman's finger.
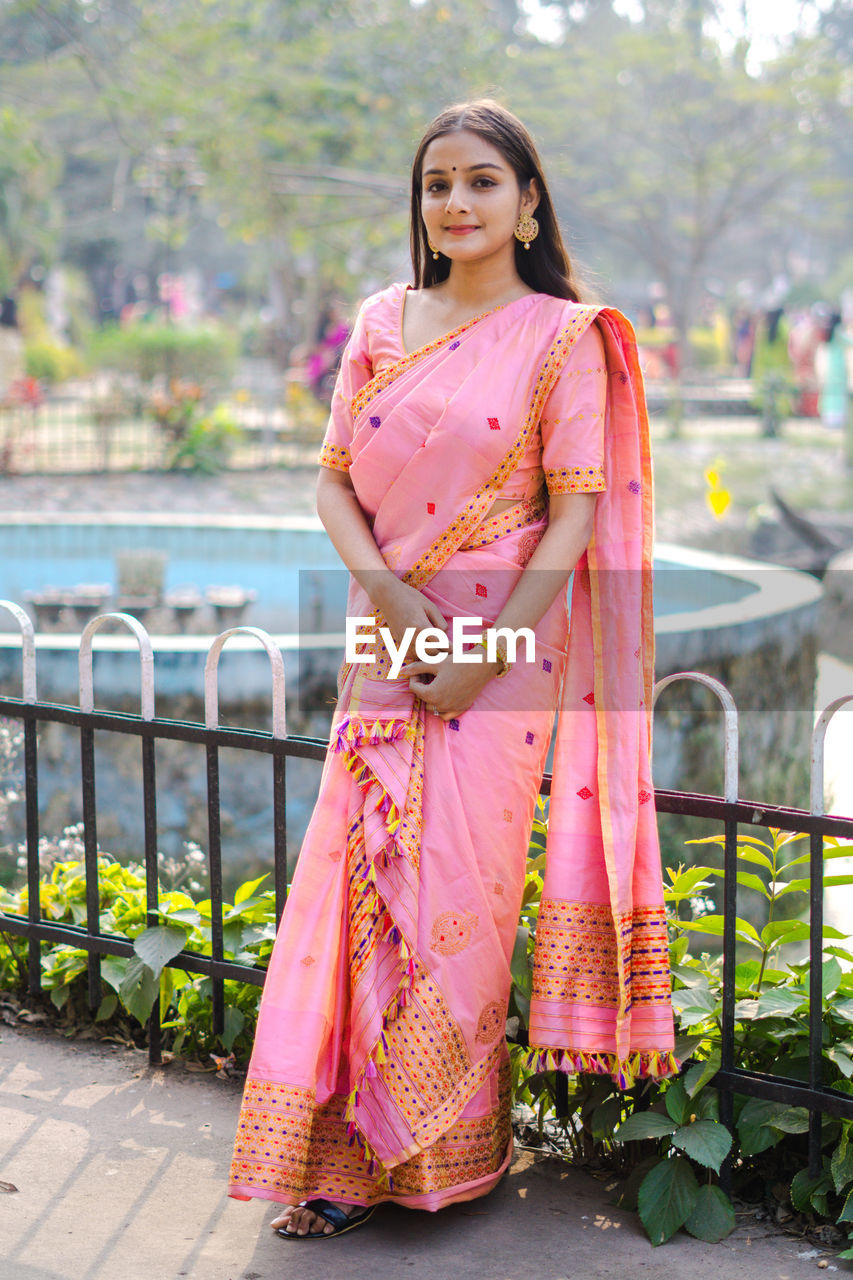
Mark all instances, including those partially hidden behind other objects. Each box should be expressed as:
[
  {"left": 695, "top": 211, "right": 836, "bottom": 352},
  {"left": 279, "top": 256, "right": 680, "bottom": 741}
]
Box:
[{"left": 422, "top": 600, "right": 449, "bottom": 631}]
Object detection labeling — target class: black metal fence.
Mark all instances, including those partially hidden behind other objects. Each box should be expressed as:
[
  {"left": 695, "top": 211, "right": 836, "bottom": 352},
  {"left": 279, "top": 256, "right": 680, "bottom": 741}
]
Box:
[{"left": 1, "top": 603, "right": 852, "bottom": 1178}]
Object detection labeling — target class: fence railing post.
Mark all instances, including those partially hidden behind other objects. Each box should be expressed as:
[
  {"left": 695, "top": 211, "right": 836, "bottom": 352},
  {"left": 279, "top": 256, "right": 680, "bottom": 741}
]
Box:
[
  {"left": 653, "top": 671, "right": 740, "bottom": 1190},
  {"left": 0, "top": 601, "right": 40, "bottom": 994},
  {"left": 808, "top": 693, "right": 853, "bottom": 1173},
  {"left": 204, "top": 627, "right": 288, "bottom": 1034},
  {"left": 78, "top": 613, "right": 157, "bottom": 1040}
]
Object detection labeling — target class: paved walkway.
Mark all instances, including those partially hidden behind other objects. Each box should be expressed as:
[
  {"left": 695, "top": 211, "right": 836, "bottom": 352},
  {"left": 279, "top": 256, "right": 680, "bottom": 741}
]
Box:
[{"left": 0, "top": 1026, "right": 836, "bottom": 1280}]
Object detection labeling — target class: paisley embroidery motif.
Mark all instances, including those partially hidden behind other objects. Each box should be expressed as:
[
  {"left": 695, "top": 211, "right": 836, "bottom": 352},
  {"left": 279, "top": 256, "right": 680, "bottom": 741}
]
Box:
[
  {"left": 430, "top": 910, "right": 479, "bottom": 956},
  {"left": 474, "top": 1002, "right": 505, "bottom": 1045}
]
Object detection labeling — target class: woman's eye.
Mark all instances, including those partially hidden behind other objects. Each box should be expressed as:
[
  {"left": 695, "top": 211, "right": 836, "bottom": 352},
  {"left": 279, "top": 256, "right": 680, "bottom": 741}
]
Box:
[
  {"left": 473, "top": 177, "right": 496, "bottom": 187},
  {"left": 425, "top": 181, "right": 447, "bottom": 194}
]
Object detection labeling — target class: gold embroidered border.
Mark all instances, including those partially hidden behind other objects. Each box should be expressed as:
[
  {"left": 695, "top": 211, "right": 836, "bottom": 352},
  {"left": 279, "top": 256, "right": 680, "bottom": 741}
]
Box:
[
  {"left": 545, "top": 464, "right": 606, "bottom": 495},
  {"left": 532, "top": 899, "right": 670, "bottom": 1007},
  {"left": 402, "top": 308, "right": 599, "bottom": 592},
  {"left": 350, "top": 305, "right": 505, "bottom": 420},
  {"left": 318, "top": 441, "right": 351, "bottom": 471},
  {"left": 230, "top": 1065, "right": 511, "bottom": 1203},
  {"left": 459, "top": 491, "right": 547, "bottom": 550}
]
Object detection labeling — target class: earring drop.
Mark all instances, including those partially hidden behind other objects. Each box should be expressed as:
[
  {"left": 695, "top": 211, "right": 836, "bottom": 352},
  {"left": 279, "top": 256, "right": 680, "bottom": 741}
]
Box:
[
  {"left": 514, "top": 211, "right": 539, "bottom": 250},
  {"left": 427, "top": 239, "right": 440, "bottom": 260}
]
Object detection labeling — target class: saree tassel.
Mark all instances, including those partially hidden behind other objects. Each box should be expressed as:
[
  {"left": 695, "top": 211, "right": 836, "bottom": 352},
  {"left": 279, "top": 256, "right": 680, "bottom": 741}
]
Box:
[
  {"left": 368, "top": 1158, "right": 377, "bottom": 1177},
  {"left": 364, "top": 1059, "right": 379, "bottom": 1079},
  {"left": 406, "top": 957, "right": 416, "bottom": 978}
]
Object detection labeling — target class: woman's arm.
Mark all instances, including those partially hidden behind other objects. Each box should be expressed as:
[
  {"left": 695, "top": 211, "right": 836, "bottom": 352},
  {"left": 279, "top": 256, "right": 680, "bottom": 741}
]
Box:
[
  {"left": 316, "top": 467, "right": 448, "bottom": 643},
  {"left": 404, "top": 490, "right": 597, "bottom": 719}
]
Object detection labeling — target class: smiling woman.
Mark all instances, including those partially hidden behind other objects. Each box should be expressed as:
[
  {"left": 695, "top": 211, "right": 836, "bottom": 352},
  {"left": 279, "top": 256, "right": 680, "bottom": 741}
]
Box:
[{"left": 228, "top": 99, "right": 677, "bottom": 1242}]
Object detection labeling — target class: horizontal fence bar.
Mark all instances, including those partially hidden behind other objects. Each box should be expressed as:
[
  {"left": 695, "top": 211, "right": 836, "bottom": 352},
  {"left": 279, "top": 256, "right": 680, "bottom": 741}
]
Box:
[
  {"left": 653, "top": 787, "right": 853, "bottom": 838},
  {"left": 0, "top": 697, "right": 327, "bottom": 761},
  {"left": 711, "top": 1068, "right": 853, "bottom": 1120},
  {"left": 0, "top": 914, "right": 266, "bottom": 987},
  {"left": 3, "top": 687, "right": 853, "bottom": 1136}
]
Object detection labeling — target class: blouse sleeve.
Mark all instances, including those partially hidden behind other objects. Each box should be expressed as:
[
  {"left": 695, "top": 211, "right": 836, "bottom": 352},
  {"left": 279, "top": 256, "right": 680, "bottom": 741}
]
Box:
[
  {"left": 318, "top": 302, "right": 374, "bottom": 472},
  {"left": 540, "top": 320, "right": 607, "bottom": 495}
]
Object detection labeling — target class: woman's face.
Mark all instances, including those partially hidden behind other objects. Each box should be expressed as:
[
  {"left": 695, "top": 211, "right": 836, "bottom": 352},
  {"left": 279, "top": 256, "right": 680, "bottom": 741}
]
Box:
[{"left": 419, "top": 129, "right": 538, "bottom": 270}]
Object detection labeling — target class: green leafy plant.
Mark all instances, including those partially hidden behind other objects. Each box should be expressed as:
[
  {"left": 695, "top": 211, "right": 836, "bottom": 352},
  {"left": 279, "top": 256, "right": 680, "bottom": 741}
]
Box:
[
  {"left": 0, "top": 830, "right": 275, "bottom": 1061},
  {"left": 508, "top": 816, "right": 853, "bottom": 1252}
]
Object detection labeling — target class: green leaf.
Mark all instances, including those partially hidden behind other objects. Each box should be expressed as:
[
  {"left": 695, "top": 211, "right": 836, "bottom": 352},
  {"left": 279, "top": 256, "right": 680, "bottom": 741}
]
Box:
[
  {"left": 637, "top": 1157, "right": 699, "bottom": 1245},
  {"left": 737, "top": 1098, "right": 788, "bottom": 1155},
  {"left": 823, "top": 957, "right": 843, "bottom": 998},
  {"left": 684, "top": 1050, "right": 721, "bottom": 1098},
  {"left": 761, "top": 919, "right": 811, "bottom": 946},
  {"left": 615, "top": 1155, "right": 660, "bottom": 1211},
  {"left": 679, "top": 915, "right": 760, "bottom": 944},
  {"left": 118, "top": 956, "right": 160, "bottom": 1024},
  {"left": 672, "top": 985, "right": 716, "bottom": 1016},
  {"left": 234, "top": 874, "right": 270, "bottom": 904},
  {"left": 671, "top": 1119, "right": 732, "bottom": 1171},
  {"left": 50, "top": 985, "right": 70, "bottom": 1010},
  {"left": 683, "top": 1183, "right": 736, "bottom": 1242},
  {"left": 667, "top": 866, "right": 720, "bottom": 895},
  {"left": 665, "top": 1080, "right": 689, "bottom": 1126},
  {"left": 754, "top": 988, "right": 806, "bottom": 1018},
  {"left": 827, "top": 1047, "right": 853, "bottom": 1079},
  {"left": 510, "top": 925, "right": 531, "bottom": 998},
  {"left": 99, "top": 955, "right": 130, "bottom": 993},
  {"left": 613, "top": 1112, "right": 678, "bottom": 1142},
  {"left": 831, "top": 1135, "right": 853, "bottom": 1196},
  {"left": 839, "top": 1187, "right": 853, "bottom": 1223},
  {"left": 785, "top": 846, "right": 853, "bottom": 869},
  {"left": 736, "top": 847, "right": 775, "bottom": 873},
  {"left": 790, "top": 1168, "right": 832, "bottom": 1213},
  {"left": 669, "top": 935, "right": 688, "bottom": 966},
  {"left": 132, "top": 925, "right": 189, "bottom": 981},
  {"left": 96, "top": 991, "right": 118, "bottom": 1022},
  {"left": 736, "top": 871, "right": 769, "bottom": 897},
  {"left": 673, "top": 1034, "right": 705, "bottom": 1061},
  {"left": 220, "top": 1004, "right": 245, "bottom": 1051},
  {"left": 765, "top": 1107, "right": 811, "bottom": 1134}
]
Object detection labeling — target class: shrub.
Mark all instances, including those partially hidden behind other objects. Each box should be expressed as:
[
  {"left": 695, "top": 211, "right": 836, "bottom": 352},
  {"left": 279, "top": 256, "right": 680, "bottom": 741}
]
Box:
[
  {"left": 89, "top": 324, "right": 238, "bottom": 385},
  {"left": 24, "top": 340, "right": 87, "bottom": 384}
]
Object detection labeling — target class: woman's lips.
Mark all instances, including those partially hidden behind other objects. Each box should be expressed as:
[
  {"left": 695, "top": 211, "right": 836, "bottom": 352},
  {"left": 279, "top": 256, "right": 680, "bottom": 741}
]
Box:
[{"left": 445, "top": 226, "right": 479, "bottom": 235}]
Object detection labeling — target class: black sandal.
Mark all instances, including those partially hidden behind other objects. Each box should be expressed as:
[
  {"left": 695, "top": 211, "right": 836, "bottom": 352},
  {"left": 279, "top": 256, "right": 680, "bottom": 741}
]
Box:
[{"left": 276, "top": 1198, "right": 376, "bottom": 1240}]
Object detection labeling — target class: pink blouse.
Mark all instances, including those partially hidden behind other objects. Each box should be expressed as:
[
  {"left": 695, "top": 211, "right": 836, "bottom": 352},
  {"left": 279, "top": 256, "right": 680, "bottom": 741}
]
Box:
[{"left": 319, "top": 283, "right": 607, "bottom": 501}]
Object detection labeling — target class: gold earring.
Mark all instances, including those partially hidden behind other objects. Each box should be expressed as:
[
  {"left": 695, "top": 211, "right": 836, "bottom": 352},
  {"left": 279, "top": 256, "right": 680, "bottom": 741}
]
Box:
[
  {"left": 514, "top": 211, "right": 539, "bottom": 250},
  {"left": 427, "top": 239, "right": 440, "bottom": 260}
]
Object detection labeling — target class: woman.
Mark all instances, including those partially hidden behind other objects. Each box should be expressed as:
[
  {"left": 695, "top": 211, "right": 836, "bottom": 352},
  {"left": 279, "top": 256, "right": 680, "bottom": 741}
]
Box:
[
  {"left": 817, "top": 312, "right": 850, "bottom": 430},
  {"left": 229, "top": 100, "right": 677, "bottom": 1239}
]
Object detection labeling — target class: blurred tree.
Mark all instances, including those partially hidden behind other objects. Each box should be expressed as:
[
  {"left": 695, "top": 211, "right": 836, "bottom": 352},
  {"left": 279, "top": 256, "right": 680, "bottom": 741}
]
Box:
[
  {"left": 0, "top": 105, "right": 61, "bottom": 294},
  {"left": 514, "top": 18, "right": 826, "bottom": 375}
]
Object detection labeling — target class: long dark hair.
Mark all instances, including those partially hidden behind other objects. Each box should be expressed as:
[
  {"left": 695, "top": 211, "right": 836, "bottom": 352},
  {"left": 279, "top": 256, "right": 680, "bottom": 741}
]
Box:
[{"left": 409, "top": 99, "right": 583, "bottom": 302}]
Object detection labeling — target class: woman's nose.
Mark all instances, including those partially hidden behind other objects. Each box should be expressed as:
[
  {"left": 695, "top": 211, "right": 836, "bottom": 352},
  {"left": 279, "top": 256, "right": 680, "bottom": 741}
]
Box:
[{"left": 444, "top": 183, "right": 471, "bottom": 213}]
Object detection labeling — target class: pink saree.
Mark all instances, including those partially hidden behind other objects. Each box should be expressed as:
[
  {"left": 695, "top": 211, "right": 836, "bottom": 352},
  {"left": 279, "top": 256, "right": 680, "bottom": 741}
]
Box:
[{"left": 229, "top": 284, "right": 676, "bottom": 1212}]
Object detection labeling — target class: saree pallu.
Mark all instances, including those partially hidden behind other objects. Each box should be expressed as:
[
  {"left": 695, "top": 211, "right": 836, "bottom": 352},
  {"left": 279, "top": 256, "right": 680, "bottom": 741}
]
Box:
[{"left": 229, "top": 290, "right": 677, "bottom": 1212}]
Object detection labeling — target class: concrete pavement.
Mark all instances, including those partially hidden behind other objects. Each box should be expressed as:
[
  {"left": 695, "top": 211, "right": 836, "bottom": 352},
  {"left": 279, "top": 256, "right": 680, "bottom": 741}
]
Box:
[{"left": 0, "top": 1024, "right": 839, "bottom": 1280}]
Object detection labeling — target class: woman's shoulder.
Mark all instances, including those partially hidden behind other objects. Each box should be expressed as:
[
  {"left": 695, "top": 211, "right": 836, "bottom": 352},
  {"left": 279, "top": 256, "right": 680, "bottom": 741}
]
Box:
[{"left": 355, "top": 281, "right": 408, "bottom": 323}]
